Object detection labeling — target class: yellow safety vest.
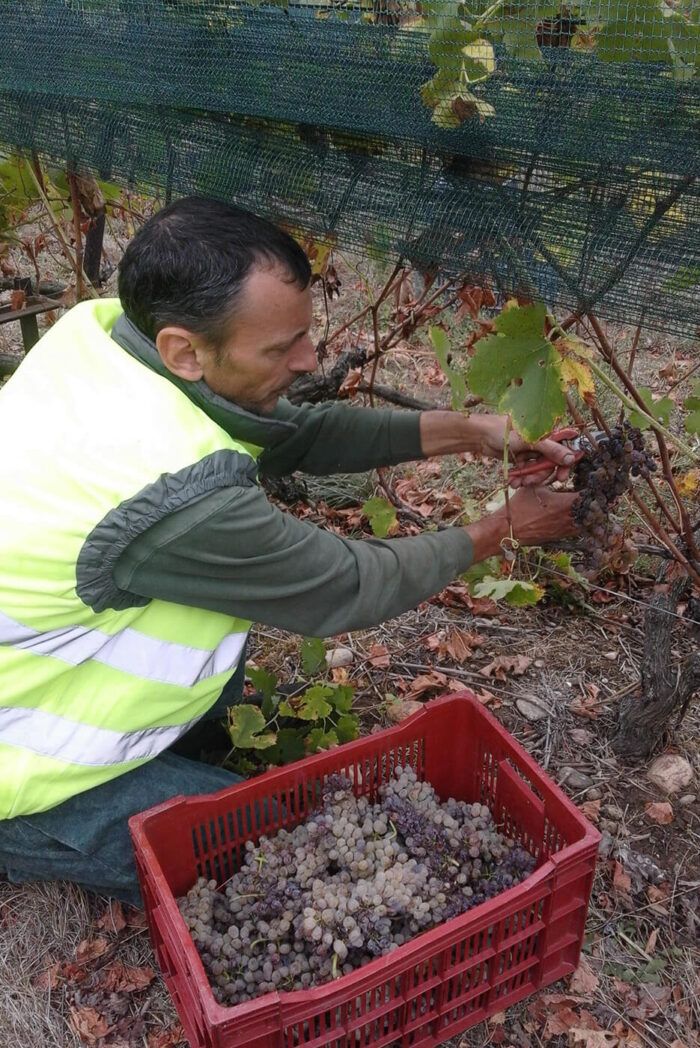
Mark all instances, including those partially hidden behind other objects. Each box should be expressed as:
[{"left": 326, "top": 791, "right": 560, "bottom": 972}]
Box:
[{"left": 0, "top": 299, "right": 258, "bottom": 818}]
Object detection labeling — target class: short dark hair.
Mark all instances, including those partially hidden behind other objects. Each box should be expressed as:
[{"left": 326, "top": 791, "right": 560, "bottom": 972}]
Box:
[{"left": 117, "top": 197, "right": 312, "bottom": 345}]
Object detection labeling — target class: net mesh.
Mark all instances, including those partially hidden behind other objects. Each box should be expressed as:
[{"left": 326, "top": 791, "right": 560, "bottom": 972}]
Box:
[{"left": 1, "top": 0, "right": 698, "bottom": 334}]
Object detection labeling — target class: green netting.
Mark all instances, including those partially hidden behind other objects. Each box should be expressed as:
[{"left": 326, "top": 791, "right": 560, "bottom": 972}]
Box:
[{"left": 1, "top": 1, "right": 698, "bottom": 334}]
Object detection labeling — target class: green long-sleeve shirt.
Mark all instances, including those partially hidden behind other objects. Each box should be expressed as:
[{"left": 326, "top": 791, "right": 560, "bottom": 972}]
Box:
[{"left": 111, "top": 316, "right": 475, "bottom": 637}]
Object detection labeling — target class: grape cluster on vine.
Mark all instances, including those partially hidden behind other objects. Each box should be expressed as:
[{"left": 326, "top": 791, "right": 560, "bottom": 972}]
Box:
[
  {"left": 177, "top": 766, "right": 535, "bottom": 1006},
  {"left": 572, "top": 423, "right": 655, "bottom": 570}
]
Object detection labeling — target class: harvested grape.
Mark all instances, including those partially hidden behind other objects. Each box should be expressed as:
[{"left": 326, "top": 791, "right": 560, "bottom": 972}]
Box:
[{"left": 177, "top": 766, "right": 536, "bottom": 1006}]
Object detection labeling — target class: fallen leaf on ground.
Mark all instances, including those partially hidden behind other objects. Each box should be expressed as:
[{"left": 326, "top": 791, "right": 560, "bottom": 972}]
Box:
[
  {"left": 568, "top": 1031, "right": 618, "bottom": 1047},
  {"left": 480, "top": 654, "right": 532, "bottom": 680},
  {"left": 543, "top": 1005, "right": 581, "bottom": 1038},
  {"left": 569, "top": 956, "right": 600, "bottom": 995},
  {"left": 75, "top": 937, "right": 110, "bottom": 964},
  {"left": 98, "top": 961, "right": 156, "bottom": 993},
  {"left": 69, "top": 1006, "right": 110, "bottom": 1044},
  {"left": 579, "top": 799, "right": 601, "bottom": 823},
  {"left": 611, "top": 860, "right": 632, "bottom": 895},
  {"left": 147, "top": 1025, "right": 186, "bottom": 1048},
  {"left": 367, "top": 643, "right": 391, "bottom": 669},
  {"left": 445, "top": 628, "right": 481, "bottom": 663},
  {"left": 647, "top": 753, "right": 694, "bottom": 794},
  {"left": 644, "top": 927, "right": 659, "bottom": 954},
  {"left": 644, "top": 800, "right": 674, "bottom": 824},
  {"left": 407, "top": 671, "right": 449, "bottom": 698},
  {"left": 472, "top": 687, "right": 499, "bottom": 706},
  {"left": 627, "top": 984, "right": 673, "bottom": 1020},
  {"left": 97, "top": 899, "right": 127, "bottom": 933},
  {"left": 33, "top": 962, "right": 60, "bottom": 990},
  {"left": 385, "top": 696, "right": 424, "bottom": 723}
]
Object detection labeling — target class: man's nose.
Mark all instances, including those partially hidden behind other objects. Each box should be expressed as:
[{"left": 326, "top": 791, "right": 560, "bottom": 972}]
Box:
[{"left": 288, "top": 337, "right": 317, "bottom": 374}]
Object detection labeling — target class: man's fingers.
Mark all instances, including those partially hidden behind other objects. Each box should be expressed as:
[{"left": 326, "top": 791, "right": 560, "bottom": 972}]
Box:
[{"left": 532, "top": 436, "right": 578, "bottom": 467}]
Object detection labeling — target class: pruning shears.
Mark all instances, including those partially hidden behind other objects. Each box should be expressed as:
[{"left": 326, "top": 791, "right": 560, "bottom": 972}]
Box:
[{"left": 508, "top": 428, "right": 607, "bottom": 482}]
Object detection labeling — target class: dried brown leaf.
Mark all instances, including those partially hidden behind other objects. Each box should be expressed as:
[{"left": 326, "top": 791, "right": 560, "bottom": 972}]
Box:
[
  {"left": 69, "top": 1005, "right": 110, "bottom": 1044},
  {"left": 368, "top": 643, "right": 391, "bottom": 669},
  {"left": 147, "top": 1026, "right": 187, "bottom": 1048},
  {"left": 611, "top": 860, "right": 632, "bottom": 895},
  {"left": 569, "top": 956, "right": 599, "bottom": 996},
  {"left": 644, "top": 800, "right": 674, "bottom": 824},
  {"left": 479, "top": 654, "right": 532, "bottom": 680},
  {"left": 75, "top": 937, "right": 110, "bottom": 964},
  {"left": 97, "top": 899, "right": 127, "bottom": 933},
  {"left": 579, "top": 799, "right": 601, "bottom": 824}
]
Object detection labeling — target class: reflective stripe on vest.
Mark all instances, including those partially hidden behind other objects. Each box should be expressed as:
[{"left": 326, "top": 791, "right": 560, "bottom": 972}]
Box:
[
  {"left": 0, "top": 609, "right": 248, "bottom": 688},
  {"left": 0, "top": 705, "right": 205, "bottom": 766}
]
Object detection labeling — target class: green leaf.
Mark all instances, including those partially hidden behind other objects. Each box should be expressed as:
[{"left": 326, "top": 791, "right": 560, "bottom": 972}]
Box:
[
  {"left": 683, "top": 381, "right": 700, "bottom": 435},
  {"left": 597, "top": 0, "right": 671, "bottom": 62},
  {"left": 468, "top": 303, "right": 566, "bottom": 442},
  {"left": 300, "top": 636, "right": 326, "bottom": 675},
  {"left": 280, "top": 684, "right": 334, "bottom": 721},
  {"left": 335, "top": 714, "right": 360, "bottom": 743},
  {"left": 501, "top": 16, "right": 543, "bottom": 61},
  {"left": 545, "top": 551, "right": 589, "bottom": 588},
  {"left": 307, "top": 728, "right": 340, "bottom": 753},
  {"left": 473, "top": 576, "right": 545, "bottom": 606},
  {"left": 228, "top": 704, "right": 277, "bottom": 750},
  {"left": 263, "top": 727, "right": 306, "bottom": 765},
  {"left": 362, "top": 496, "right": 398, "bottom": 538},
  {"left": 429, "top": 325, "right": 468, "bottom": 410},
  {"left": 328, "top": 684, "right": 355, "bottom": 714},
  {"left": 246, "top": 665, "right": 278, "bottom": 703},
  {"left": 428, "top": 19, "right": 471, "bottom": 77},
  {"left": 460, "top": 556, "right": 501, "bottom": 592},
  {"left": 628, "top": 387, "right": 674, "bottom": 430}
]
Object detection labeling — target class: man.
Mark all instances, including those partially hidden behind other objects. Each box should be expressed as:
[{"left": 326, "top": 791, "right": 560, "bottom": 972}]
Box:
[{"left": 0, "top": 197, "right": 578, "bottom": 903}]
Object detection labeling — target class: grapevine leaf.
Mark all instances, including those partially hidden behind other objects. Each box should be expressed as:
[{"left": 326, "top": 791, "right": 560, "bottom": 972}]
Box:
[
  {"left": 596, "top": 0, "right": 670, "bottom": 63},
  {"left": 677, "top": 469, "right": 700, "bottom": 496},
  {"left": 429, "top": 325, "right": 467, "bottom": 409},
  {"left": 468, "top": 302, "right": 566, "bottom": 442},
  {"left": 263, "top": 727, "right": 306, "bottom": 765},
  {"left": 335, "top": 714, "right": 360, "bottom": 743},
  {"left": 280, "top": 685, "right": 333, "bottom": 721},
  {"left": 307, "top": 728, "right": 339, "bottom": 753},
  {"left": 546, "top": 551, "right": 589, "bottom": 588},
  {"left": 362, "top": 496, "right": 398, "bottom": 538},
  {"left": 460, "top": 556, "right": 501, "bottom": 592},
  {"left": 300, "top": 637, "right": 326, "bottom": 675},
  {"left": 473, "top": 576, "right": 545, "bottom": 606},
  {"left": 662, "top": 266, "right": 700, "bottom": 292},
  {"left": 428, "top": 19, "right": 472, "bottom": 76},
  {"left": 501, "top": 16, "right": 543, "bottom": 61},
  {"left": 328, "top": 685, "right": 354, "bottom": 714},
  {"left": 683, "top": 382, "right": 700, "bottom": 434},
  {"left": 246, "top": 665, "right": 278, "bottom": 703},
  {"left": 461, "top": 38, "right": 496, "bottom": 82},
  {"left": 556, "top": 337, "right": 595, "bottom": 396},
  {"left": 227, "top": 704, "right": 277, "bottom": 750},
  {"left": 628, "top": 387, "right": 674, "bottom": 430}
]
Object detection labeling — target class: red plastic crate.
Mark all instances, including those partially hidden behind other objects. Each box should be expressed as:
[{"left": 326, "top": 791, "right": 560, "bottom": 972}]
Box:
[{"left": 129, "top": 692, "right": 600, "bottom": 1048}]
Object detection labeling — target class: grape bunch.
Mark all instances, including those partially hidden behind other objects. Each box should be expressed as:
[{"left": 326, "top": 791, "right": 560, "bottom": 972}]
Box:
[
  {"left": 572, "top": 423, "right": 655, "bottom": 571},
  {"left": 177, "top": 767, "right": 535, "bottom": 1006}
]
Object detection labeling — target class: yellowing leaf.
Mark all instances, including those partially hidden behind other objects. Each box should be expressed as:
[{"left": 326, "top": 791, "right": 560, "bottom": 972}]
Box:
[
  {"left": 228, "top": 704, "right": 277, "bottom": 750},
  {"left": 677, "top": 469, "right": 699, "bottom": 496},
  {"left": 560, "top": 354, "right": 595, "bottom": 396}
]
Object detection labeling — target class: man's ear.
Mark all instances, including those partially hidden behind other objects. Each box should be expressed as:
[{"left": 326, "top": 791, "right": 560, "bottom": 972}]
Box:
[{"left": 156, "top": 326, "right": 209, "bottom": 382}]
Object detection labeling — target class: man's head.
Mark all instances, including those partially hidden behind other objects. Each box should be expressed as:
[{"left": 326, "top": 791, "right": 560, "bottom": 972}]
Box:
[{"left": 117, "top": 197, "right": 315, "bottom": 414}]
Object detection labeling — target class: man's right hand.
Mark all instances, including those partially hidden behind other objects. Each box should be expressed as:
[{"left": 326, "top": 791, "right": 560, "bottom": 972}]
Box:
[{"left": 465, "top": 487, "right": 579, "bottom": 563}]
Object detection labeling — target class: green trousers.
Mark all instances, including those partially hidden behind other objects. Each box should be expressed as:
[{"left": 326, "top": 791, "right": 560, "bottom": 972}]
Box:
[{"left": 0, "top": 667, "right": 245, "bottom": 906}]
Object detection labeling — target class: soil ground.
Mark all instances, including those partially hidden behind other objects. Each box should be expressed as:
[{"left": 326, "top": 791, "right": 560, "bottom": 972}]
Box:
[{"left": 0, "top": 200, "right": 698, "bottom": 1048}]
